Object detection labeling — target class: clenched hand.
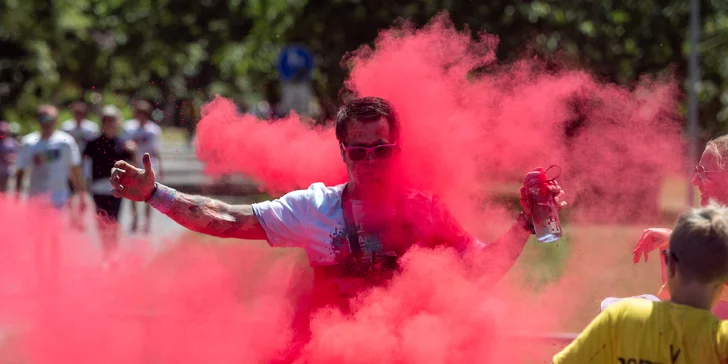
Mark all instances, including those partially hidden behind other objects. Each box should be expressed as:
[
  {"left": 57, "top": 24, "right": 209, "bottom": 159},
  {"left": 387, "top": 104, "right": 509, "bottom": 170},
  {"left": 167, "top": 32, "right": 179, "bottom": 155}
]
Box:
[{"left": 110, "top": 153, "right": 157, "bottom": 201}]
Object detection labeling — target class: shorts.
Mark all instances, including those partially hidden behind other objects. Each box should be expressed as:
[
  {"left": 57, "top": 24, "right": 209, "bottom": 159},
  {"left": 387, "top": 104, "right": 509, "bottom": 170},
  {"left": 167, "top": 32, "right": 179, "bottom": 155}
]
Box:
[{"left": 93, "top": 195, "right": 122, "bottom": 223}]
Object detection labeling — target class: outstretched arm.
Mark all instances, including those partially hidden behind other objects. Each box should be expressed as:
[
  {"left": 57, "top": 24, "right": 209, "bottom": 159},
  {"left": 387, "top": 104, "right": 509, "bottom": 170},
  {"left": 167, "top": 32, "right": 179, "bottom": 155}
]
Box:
[
  {"left": 109, "top": 153, "right": 266, "bottom": 240},
  {"left": 447, "top": 181, "right": 565, "bottom": 286},
  {"left": 473, "top": 214, "right": 534, "bottom": 285},
  {"left": 154, "top": 186, "right": 266, "bottom": 239}
]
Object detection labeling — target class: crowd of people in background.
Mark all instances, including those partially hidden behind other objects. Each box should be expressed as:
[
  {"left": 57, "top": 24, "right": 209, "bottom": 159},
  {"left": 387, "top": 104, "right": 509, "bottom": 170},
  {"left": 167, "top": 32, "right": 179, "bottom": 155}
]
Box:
[{"left": 0, "top": 100, "right": 163, "bottom": 266}]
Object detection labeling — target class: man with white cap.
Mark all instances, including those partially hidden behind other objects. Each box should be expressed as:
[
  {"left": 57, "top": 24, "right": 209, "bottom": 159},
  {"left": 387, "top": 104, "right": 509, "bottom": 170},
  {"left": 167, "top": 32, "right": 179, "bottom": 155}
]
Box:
[{"left": 84, "top": 105, "right": 136, "bottom": 264}]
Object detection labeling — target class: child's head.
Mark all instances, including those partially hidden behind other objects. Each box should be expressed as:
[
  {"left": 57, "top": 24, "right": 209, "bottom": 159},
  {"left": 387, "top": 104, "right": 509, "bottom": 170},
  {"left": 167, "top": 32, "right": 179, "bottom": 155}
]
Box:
[{"left": 667, "top": 203, "right": 728, "bottom": 307}]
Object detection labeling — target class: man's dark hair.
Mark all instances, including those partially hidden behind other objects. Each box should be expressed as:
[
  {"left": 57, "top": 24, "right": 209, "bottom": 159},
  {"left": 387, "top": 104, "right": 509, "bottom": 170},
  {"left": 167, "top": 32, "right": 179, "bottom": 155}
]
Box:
[{"left": 335, "top": 96, "right": 400, "bottom": 144}]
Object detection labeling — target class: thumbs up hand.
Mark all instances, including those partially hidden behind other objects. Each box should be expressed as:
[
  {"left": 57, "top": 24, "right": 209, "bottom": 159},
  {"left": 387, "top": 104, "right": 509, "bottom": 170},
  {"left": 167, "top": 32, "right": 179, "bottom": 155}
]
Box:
[{"left": 109, "top": 153, "right": 157, "bottom": 201}]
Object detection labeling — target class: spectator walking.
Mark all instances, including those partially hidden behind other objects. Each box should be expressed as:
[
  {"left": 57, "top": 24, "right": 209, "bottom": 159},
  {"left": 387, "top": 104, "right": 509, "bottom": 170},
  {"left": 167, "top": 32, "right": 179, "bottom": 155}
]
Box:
[
  {"left": 61, "top": 101, "right": 99, "bottom": 229},
  {"left": 84, "top": 105, "right": 135, "bottom": 266},
  {"left": 123, "top": 100, "right": 162, "bottom": 234}
]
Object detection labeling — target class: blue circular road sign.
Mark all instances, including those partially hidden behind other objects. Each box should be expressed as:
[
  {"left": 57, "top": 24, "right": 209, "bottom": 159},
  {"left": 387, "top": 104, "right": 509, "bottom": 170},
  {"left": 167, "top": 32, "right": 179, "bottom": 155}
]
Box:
[{"left": 277, "top": 45, "right": 314, "bottom": 81}]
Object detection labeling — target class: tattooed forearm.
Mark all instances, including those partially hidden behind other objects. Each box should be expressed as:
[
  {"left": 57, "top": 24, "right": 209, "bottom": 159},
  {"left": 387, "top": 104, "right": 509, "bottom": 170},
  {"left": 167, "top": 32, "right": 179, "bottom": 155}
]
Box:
[{"left": 164, "top": 193, "right": 267, "bottom": 240}]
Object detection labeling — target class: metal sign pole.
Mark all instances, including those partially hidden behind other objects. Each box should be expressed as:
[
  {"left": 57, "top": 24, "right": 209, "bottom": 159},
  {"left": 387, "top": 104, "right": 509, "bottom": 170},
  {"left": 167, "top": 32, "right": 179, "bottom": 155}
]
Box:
[{"left": 687, "top": 0, "right": 700, "bottom": 207}]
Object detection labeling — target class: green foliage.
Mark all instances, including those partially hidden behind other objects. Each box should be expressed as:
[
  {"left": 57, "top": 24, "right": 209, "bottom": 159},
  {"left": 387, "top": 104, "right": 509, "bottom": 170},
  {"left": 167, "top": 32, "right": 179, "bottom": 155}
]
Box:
[{"left": 1, "top": 0, "right": 727, "bottom": 137}]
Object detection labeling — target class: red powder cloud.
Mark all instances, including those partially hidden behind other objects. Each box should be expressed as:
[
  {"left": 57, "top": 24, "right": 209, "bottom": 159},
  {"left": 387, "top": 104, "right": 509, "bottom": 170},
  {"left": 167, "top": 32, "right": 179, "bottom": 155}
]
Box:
[{"left": 0, "top": 13, "right": 684, "bottom": 364}]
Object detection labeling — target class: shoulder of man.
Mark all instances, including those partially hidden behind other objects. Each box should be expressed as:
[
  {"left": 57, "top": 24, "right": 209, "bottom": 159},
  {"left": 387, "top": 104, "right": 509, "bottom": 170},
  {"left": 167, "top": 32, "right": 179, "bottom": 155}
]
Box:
[
  {"left": 147, "top": 122, "right": 162, "bottom": 134},
  {"left": 298, "top": 182, "right": 344, "bottom": 208},
  {"left": 53, "top": 130, "right": 76, "bottom": 143},
  {"left": 21, "top": 131, "right": 40, "bottom": 145},
  {"left": 83, "top": 120, "right": 100, "bottom": 132},
  {"left": 60, "top": 120, "right": 74, "bottom": 131}
]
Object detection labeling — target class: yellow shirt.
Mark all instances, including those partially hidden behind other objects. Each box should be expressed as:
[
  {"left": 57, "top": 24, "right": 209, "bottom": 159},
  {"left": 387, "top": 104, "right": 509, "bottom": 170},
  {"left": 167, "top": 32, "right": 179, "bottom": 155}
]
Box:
[{"left": 553, "top": 299, "right": 728, "bottom": 364}]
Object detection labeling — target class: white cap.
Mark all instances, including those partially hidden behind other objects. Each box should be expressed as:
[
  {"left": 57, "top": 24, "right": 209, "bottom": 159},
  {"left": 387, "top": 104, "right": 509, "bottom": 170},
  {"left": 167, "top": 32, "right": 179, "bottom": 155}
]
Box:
[
  {"left": 600, "top": 294, "right": 661, "bottom": 312},
  {"left": 101, "top": 105, "right": 120, "bottom": 119}
]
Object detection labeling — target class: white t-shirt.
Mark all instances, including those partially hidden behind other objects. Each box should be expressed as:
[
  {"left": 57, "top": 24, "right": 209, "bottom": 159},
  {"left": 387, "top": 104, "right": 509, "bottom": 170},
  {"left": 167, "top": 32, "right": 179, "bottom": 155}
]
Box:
[
  {"left": 123, "top": 119, "right": 161, "bottom": 168},
  {"left": 252, "top": 183, "right": 485, "bottom": 300},
  {"left": 17, "top": 130, "right": 81, "bottom": 207},
  {"left": 252, "top": 183, "right": 483, "bottom": 266},
  {"left": 61, "top": 119, "right": 99, "bottom": 179},
  {"left": 61, "top": 119, "right": 99, "bottom": 152}
]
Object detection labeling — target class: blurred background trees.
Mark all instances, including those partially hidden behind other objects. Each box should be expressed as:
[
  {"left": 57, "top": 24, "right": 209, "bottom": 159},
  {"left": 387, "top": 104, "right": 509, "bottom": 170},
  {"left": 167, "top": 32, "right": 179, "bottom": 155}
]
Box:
[{"left": 1, "top": 0, "right": 726, "bottom": 137}]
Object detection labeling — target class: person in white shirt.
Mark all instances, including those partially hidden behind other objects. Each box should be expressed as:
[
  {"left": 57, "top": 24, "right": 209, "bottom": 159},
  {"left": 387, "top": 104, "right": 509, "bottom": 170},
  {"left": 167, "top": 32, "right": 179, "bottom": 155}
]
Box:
[
  {"left": 110, "top": 97, "right": 568, "bottom": 314},
  {"left": 123, "top": 100, "right": 162, "bottom": 233},
  {"left": 15, "top": 105, "right": 87, "bottom": 210},
  {"left": 15, "top": 105, "right": 88, "bottom": 288},
  {"left": 61, "top": 101, "right": 99, "bottom": 229}
]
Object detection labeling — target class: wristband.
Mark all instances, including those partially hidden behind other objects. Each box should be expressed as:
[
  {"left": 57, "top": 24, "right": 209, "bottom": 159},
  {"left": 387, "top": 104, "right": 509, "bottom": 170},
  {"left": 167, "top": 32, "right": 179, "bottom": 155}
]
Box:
[
  {"left": 517, "top": 212, "right": 536, "bottom": 235},
  {"left": 146, "top": 183, "right": 177, "bottom": 215}
]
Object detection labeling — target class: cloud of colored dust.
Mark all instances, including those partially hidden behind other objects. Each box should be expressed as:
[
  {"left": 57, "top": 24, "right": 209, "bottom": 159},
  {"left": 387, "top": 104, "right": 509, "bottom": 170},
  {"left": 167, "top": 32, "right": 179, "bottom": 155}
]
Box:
[
  {"left": 1, "top": 13, "right": 685, "bottom": 364},
  {"left": 193, "top": 13, "right": 683, "bottom": 361}
]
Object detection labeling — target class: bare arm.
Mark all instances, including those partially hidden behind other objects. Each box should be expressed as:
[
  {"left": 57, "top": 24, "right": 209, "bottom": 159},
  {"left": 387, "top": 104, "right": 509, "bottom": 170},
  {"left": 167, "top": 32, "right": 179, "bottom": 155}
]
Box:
[
  {"left": 158, "top": 191, "right": 267, "bottom": 240},
  {"left": 70, "top": 165, "right": 86, "bottom": 193},
  {"left": 475, "top": 217, "right": 532, "bottom": 285},
  {"left": 110, "top": 154, "right": 267, "bottom": 241}
]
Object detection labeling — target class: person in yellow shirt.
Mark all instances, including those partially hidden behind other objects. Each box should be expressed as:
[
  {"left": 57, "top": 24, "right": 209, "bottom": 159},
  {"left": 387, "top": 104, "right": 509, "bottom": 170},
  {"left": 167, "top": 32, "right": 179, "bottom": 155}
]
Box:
[
  {"left": 554, "top": 203, "right": 728, "bottom": 364},
  {"left": 633, "top": 134, "right": 728, "bottom": 318}
]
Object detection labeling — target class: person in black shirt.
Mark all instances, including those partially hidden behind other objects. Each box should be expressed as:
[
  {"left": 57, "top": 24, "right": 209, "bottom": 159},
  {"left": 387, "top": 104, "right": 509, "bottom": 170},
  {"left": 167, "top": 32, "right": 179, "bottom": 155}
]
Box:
[{"left": 83, "top": 106, "right": 135, "bottom": 264}]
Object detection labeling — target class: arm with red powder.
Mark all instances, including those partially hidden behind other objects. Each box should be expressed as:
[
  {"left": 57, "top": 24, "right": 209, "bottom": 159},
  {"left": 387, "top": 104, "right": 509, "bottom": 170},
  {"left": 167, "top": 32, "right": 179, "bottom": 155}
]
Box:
[
  {"left": 432, "top": 197, "right": 532, "bottom": 286},
  {"left": 433, "top": 181, "right": 565, "bottom": 286}
]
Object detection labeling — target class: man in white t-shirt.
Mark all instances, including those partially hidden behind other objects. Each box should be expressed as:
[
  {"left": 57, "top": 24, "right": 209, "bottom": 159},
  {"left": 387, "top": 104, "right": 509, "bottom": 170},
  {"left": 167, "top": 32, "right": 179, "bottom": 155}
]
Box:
[
  {"left": 110, "top": 97, "right": 567, "bottom": 309},
  {"left": 61, "top": 101, "right": 99, "bottom": 229},
  {"left": 15, "top": 105, "right": 87, "bottom": 210},
  {"left": 123, "top": 100, "right": 162, "bottom": 234}
]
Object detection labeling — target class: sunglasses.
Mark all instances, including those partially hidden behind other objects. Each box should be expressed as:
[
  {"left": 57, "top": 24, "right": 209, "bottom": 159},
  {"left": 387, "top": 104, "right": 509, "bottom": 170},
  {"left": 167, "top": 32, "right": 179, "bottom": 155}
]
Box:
[
  {"left": 37, "top": 113, "right": 56, "bottom": 123},
  {"left": 341, "top": 143, "right": 398, "bottom": 162},
  {"left": 695, "top": 165, "right": 728, "bottom": 181}
]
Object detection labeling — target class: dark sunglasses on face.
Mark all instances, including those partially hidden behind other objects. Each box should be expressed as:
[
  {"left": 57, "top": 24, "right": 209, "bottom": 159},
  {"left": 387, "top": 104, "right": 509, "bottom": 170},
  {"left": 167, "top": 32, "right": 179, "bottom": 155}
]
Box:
[
  {"left": 695, "top": 165, "right": 728, "bottom": 181},
  {"left": 341, "top": 143, "right": 398, "bottom": 162},
  {"left": 37, "top": 113, "right": 55, "bottom": 123}
]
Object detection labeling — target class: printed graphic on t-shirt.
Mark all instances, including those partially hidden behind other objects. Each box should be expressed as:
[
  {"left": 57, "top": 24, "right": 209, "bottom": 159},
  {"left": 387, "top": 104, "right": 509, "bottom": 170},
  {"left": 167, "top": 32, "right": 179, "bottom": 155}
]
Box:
[
  {"left": 33, "top": 148, "right": 62, "bottom": 166},
  {"left": 325, "top": 192, "right": 457, "bottom": 279}
]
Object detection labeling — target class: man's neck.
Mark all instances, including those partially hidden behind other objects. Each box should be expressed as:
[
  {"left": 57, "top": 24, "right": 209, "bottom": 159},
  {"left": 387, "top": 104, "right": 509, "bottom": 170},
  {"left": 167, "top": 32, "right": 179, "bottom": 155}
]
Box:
[
  {"left": 669, "top": 283, "right": 715, "bottom": 311},
  {"left": 40, "top": 129, "right": 54, "bottom": 140},
  {"left": 345, "top": 181, "right": 398, "bottom": 202},
  {"left": 75, "top": 118, "right": 84, "bottom": 126}
]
